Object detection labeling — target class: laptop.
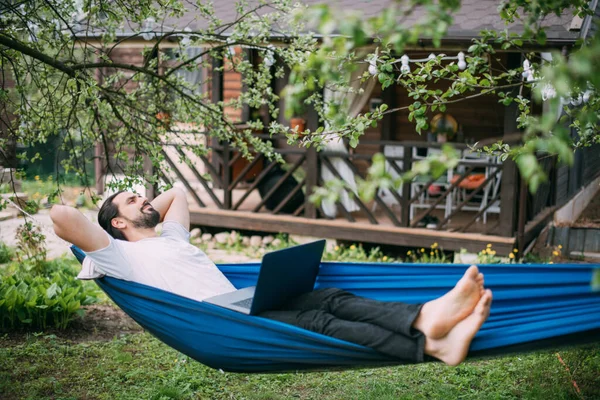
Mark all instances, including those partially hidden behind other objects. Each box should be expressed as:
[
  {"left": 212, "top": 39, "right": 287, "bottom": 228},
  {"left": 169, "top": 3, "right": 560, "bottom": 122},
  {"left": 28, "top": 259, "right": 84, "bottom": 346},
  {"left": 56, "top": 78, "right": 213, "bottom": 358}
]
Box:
[{"left": 204, "top": 239, "right": 326, "bottom": 315}]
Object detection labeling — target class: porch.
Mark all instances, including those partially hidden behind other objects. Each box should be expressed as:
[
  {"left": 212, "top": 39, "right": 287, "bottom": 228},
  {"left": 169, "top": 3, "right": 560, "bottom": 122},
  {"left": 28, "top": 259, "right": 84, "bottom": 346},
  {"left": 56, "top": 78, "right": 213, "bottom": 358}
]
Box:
[{"left": 153, "top": 130, "right": 560, "bottom": 255}]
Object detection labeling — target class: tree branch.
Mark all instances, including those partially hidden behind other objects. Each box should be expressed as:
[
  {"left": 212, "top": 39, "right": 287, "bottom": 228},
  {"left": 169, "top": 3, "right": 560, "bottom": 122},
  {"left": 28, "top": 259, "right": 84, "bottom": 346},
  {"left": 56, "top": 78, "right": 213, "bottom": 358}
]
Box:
[{"left": 0, "top": 33, "right": 76, "bottom": 77}]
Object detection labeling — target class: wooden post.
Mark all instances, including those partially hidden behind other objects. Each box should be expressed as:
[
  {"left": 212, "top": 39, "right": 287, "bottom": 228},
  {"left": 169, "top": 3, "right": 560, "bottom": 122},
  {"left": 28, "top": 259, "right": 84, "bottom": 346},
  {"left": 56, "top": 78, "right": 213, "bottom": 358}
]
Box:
[
  {"left": 222, "top": 141, "right": 232, "bottom": 209},
  {"left": 304, "top": 104, "right": 319, "bottom": 219},
  {"left": 497, "top": 52, "right": 522, "bottom": 237},
  {"left": 400, "top": 143, "right": 413, "bottom": 226},
  {"left": 143, "top": 155, "right": 155, "bottom": 201},
  {"left": 94, "top": 142, "right": 104, "bottom": 195},
  {"left": 380, "top": 85, "right": 397, "bottom": 143},
  {"left": 516, "top": 177, "right": 527, "bottom": 253},
  {"left": 211, "top": 54, "right": 224, "bottom": 191},
  {"left": 241, "top": 49, "right": 252, "bottom": 122}
]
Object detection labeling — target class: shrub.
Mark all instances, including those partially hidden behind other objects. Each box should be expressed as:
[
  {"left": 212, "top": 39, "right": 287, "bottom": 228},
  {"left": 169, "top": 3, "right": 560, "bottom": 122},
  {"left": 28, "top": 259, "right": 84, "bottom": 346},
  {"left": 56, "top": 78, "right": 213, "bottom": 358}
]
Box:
[
  {"left": 406, "top": 242, "right": 450, "bottom": 263},
  {"left": 0, "top": 242, "right": 14, "bottom": 264},
  {"left": 0, "top": 260, "right": 100, "bottom": 331},
  {"left": 15, "top": 221, "right": 47, "bottom": 274},
  {"left": 324, "top": 244, "right": 394, "bottom": 263}
]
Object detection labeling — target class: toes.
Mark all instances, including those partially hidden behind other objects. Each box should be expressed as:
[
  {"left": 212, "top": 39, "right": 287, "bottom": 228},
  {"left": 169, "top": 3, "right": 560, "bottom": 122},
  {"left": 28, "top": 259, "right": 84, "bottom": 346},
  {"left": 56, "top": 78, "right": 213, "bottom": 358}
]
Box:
[
  {"left": 476, "top": 290, "right": 493, "bottom": 313},
  {"left": 477, "top": 273, "right": 484, "bottom": 286},
  {"left": 465, "top": 265, "right": 479, "bottom": 279}
]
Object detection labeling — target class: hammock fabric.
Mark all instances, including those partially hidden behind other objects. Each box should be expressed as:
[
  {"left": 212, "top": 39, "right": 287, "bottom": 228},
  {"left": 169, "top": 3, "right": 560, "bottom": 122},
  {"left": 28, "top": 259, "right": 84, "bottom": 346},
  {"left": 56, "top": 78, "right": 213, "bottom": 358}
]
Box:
[{"left": 71, "top": 247, "right": 600, "bottom": 373}]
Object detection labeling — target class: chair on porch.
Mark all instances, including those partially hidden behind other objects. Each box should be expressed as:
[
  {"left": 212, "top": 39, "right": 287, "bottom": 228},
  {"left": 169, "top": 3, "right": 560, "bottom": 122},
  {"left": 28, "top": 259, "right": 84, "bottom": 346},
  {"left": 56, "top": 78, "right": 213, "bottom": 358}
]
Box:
[
  {"left": 409, "top": 147, "right": 454, "bottom": 223},
  {"left": 450, "top": 152, "right": 502, "bottom": 223},
  {"left": 375, "top": 145, "right": 454, "bottom": 225}
]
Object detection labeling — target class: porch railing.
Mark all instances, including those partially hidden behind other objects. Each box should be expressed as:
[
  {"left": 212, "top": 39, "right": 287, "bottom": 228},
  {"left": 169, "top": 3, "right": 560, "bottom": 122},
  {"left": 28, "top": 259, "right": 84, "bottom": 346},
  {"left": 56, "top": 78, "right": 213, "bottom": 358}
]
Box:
[{"left": 158, "top": 133, "right": 520, "bottom": 237}]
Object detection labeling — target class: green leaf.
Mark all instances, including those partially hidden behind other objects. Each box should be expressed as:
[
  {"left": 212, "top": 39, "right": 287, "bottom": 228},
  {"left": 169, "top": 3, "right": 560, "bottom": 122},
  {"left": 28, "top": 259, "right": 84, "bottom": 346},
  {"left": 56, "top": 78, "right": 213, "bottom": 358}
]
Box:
[
  {"left": 536, "top": 30, "right": 547, "bottom": 46},
  {"left": 46, "top": 283, "right": 60, "bottom": 299},
  {"left": 517, "top": 153, "right": 537, "bottom": 179}
]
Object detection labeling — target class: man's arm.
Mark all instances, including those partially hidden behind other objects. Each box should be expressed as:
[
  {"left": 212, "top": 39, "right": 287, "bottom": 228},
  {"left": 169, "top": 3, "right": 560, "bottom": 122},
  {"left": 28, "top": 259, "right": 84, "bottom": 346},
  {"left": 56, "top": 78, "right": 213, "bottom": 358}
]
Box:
[
  {"left": 50, "top": 205, "right": 110, "bottom": 252},
  {"left": 150, "top": 187, "right": 190, "bottom": 230}
]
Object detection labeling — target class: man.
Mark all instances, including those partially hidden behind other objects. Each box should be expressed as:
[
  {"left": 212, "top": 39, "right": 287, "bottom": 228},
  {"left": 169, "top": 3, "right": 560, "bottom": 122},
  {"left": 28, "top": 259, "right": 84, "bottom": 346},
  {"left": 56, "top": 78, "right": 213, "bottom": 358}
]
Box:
[{"left": 51, "top": 188, "right": 492, "bottom": 366}]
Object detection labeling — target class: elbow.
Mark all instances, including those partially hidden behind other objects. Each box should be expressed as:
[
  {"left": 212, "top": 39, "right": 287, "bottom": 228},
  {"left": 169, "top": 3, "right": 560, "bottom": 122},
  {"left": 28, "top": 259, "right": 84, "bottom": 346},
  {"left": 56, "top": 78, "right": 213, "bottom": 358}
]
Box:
[
  {"left": 172, "top": 187, "right": 186, "bottom": 197},
  {"left": 50, "top": 205, "right": 72, "bottom": 227},
  {"left": 173, "top": 187, "right": 188, "bottom": 202},
  {"left": 50, "top": 205, "right": 64, "bottom": 223}
]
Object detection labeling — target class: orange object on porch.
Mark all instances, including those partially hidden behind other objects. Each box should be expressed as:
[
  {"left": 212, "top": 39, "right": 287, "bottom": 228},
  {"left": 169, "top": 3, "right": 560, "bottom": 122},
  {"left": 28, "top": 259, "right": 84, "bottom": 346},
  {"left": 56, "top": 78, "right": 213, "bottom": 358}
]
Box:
[{"left": 451, "top": 173, "right": 486, "bottom": 190}]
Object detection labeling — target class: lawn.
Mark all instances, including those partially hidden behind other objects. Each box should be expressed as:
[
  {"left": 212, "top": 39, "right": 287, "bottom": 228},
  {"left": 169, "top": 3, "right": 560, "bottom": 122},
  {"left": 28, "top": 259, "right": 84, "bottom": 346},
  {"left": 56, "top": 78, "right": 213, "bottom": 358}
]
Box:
[
  {"left": 0, "top": 233, "right": 597, "bottom": 399},
  {"left": 1, "top": 324, "right": 599, "bottom": 399}
]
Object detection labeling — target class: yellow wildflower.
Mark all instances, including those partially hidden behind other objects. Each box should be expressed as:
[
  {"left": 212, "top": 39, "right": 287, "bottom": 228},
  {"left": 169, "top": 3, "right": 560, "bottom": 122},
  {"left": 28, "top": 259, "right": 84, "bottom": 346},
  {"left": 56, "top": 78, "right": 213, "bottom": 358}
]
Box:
[
  {"left": 421, "top": 248, "right": 425, "bottom": 252},
  {"left": 382, "top": 256, "right": 388, "bottom": 261},
  {"left": 549, "top": 261, "right": 554, "bottom": 264},
  {"left": 407, "top": 251, "right": 412, "bottom": 255},
  {"left": 490, "top": 250, "right": 496, "bottom": 255},
  {"left": 513, "top": 248, "right": 518, "bottom": 253},
  {"left": 508, "top": 253, "right": 515, "bottom": 259},
  {"left": 430, "top": 252, "right": 434, "bottom": 256},
  {"left": 486, "top": 243, "right": 492, "bottom": 248},
  {"left": 34, "top": 175, "right": 40, "bottom": 181},
  {"left": 334, "top": 246, "right": 339, "bottom": 252},
  {"left": 558, "top": 245, "right": 563, "bottom": 249},
  {"left": 552, "top": 251, "right": 559, "bottom": 256},
  {"left": 431, "top": 242, "right": 438, "bottom": 249},
  {"left": 350, "top": 245, "right": 356, "bottom": 250}
]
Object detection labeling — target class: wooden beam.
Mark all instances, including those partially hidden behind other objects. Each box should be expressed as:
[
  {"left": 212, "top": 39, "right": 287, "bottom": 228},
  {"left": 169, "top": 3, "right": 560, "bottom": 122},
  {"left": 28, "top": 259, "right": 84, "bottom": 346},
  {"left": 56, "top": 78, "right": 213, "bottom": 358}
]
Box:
[
  {"left": 400, "top": 145, "right": 413, "bottom": 226},
  {"left": 498, "top": 52, "right": 522, "bottom": 237},
  {"left": 304, "top": 104, "right": 319, "bottom": 219},
  {"left": 210, "top": 55, "right": 224, "bottom": 190},
  {"left": 189, "top": 207, "right": 516, "bottom": 255},
  {"left": 523, "top": 205, "right": 559, "bottom": 245},
  {"left": 380, "top": 84, "right": 396, "bottom": 143}
]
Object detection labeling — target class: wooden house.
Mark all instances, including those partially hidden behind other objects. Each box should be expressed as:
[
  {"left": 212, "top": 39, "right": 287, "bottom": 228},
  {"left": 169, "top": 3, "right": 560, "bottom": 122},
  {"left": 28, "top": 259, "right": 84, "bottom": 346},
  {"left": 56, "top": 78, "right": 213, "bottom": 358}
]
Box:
[{"left": 78, "top": 1, "right": 600, "bottom": 254}]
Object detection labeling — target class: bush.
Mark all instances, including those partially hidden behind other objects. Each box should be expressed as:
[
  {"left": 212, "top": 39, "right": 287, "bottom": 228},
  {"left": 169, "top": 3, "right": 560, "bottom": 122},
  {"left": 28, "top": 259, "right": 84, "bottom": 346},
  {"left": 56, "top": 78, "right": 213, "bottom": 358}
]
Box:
[
  {"left": 0, "top": 242, "right": 14, "bottom": 264},
  {"left": 406, "top": 242, "right": 450, "bottom": 263},
  {"left": 0, "top": 258, "right": 101, "bottom": 331},
  {"left": 15, "top": 221, "right": 47, "bottom": 274},
  {"left": 324, "top": 244, "right": 394, "bottom": 263}
]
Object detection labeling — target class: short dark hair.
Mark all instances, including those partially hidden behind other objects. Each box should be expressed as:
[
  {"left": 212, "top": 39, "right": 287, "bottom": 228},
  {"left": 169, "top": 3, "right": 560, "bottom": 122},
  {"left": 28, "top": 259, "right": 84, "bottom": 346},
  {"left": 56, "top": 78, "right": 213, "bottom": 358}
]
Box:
[{"left": 98, "top": 191, "right": 127, "bottom": 240}]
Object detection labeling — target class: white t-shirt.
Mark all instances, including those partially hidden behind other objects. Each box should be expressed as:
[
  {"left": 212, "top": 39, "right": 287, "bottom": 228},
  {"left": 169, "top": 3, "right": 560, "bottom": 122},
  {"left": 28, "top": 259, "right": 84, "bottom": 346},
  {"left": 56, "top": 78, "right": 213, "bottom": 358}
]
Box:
[{"left": 79, "top": 221, "right": 235, "bottom": 302}]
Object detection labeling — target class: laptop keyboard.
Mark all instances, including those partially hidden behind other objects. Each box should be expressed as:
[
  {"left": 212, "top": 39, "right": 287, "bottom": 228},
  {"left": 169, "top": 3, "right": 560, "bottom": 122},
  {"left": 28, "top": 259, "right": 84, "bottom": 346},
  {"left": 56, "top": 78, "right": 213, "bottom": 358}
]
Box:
[{"left": 232, "top": 297, "right": 253, "bottom": 309}]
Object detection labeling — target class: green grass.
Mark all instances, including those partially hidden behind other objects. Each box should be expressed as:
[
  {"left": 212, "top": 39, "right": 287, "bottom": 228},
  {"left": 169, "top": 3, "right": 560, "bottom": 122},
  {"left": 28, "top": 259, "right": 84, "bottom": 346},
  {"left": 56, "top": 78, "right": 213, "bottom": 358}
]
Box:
[{"left": 1, "top": 332, "right": 598, "bottom": 399}]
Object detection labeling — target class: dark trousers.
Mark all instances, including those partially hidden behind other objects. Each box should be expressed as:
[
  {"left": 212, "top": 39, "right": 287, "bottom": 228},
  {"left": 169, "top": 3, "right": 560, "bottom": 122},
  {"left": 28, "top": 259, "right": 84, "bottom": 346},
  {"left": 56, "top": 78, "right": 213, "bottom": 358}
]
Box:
[{"left": 259, "top": 288, "right": 425, "bottom": 362}]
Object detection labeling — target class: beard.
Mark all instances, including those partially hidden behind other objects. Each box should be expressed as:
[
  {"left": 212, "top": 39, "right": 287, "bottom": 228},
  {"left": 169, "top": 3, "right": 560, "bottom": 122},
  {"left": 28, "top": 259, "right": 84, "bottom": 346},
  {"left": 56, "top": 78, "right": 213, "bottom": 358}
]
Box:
[{"left": 129, "top": 205, "right": 160, "bottom": 229}]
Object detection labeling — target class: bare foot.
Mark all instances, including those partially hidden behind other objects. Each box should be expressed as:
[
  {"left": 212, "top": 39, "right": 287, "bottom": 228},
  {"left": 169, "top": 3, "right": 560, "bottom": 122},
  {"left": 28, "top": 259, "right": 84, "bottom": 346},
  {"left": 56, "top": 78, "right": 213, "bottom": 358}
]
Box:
[
  {"left": 413, "top": 265, "right": 484, "bottom": 339},
  {"left": 425, "top": 289, "right": 492, "bottom": 366}
]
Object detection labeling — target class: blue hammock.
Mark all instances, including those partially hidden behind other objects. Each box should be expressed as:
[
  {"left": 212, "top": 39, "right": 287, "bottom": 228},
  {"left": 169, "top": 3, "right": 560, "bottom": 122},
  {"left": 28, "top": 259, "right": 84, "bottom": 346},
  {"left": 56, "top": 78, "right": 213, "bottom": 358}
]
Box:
[{"left": 71, "top": 247, "right": 600, "bottom": 373}]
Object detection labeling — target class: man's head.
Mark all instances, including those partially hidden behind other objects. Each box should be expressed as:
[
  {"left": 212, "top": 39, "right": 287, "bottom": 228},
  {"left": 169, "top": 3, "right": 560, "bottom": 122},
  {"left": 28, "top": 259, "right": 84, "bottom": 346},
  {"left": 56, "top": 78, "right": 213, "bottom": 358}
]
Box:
[{"left": 98, "top": 191, "right": 160, "bottom": 241}]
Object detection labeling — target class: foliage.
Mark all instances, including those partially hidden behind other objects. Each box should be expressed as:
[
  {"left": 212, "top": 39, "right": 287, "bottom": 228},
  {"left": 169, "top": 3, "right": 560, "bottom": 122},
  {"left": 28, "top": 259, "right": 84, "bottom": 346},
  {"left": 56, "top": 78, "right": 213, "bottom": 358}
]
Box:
[
  {"left": 406, "top": 242, "right": 451, "bottom": 264},
  {"left": 0, "top": 241, "right": 14, "bottom": 264},
  {"left": 21, "top": 175, "right": 59, "bottom": 199},
  {"left": 15, "top": 221, "right": 47, "bottom": 273},
  {"left": 288, "top": 0, "right": 597, "bottom": 195},
  {"left": 0, "top": 257, "right": 101, "bottom": 331},
  {"left": 0, "top": 0, "right": 597, "bottom": 200},
  {"left": 1, "top": 332, "right": 599, "bottom": 399},
  {"left": 475, "top": 244, "right": 505, "bottom": 264},
  {"left": 323, "top": 243, "right": 395, "bottom": 263}
]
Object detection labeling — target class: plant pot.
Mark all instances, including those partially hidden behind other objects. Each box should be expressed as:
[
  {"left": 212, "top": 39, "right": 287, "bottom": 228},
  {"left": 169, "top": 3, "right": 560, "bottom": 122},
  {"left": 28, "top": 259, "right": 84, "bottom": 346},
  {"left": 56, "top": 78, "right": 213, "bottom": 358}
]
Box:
[
  {"left": 156, "top": 112, "right": 171, "bottom": 128},
  {"left": 290, "top": 117, "right": 305, "bottom": 134}
]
